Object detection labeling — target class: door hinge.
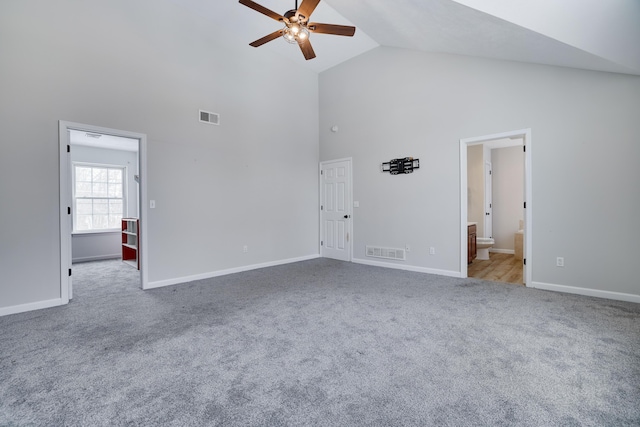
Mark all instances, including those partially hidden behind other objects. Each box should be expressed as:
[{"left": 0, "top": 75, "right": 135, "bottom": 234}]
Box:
[
  {"left": 68, "top": 207, "right": 71, "bottom": 215},
  {"left": 321, "top": 205, "right": 323, "bottom": 211},
  {"left": 67, "top": 144, "right": 70, "bottom": 153},
  {"left": 524, "top": 202, "right": 526, "bottom": 209},
  {"left": 320, "top": 170, "right": 323, "bottom": 175},
  {"left": 523, "top": 258, "right": 526, "bottom": 266},
  {"left": 489, "top": 170, "right": 492, "bottom": 175},
  {"left": 321, "top": 240, "right": 323, "bottom": 246},
  {"left": 68, "top": 268, "right": 72, "bottom": 276},
  {"left": 523, "top": 145, "right": 526, "bottom": 152}
]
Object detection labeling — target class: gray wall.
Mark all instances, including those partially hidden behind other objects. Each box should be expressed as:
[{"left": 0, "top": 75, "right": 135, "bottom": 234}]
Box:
[
  {"left": 0, "top": 0, "right": 319, "bottom": 310},
  {"left": 70, "top": 145, "right": 138, "bottom": 263},
  {"left": 319, "top": 47, "right": 640, "bottom": 296}
]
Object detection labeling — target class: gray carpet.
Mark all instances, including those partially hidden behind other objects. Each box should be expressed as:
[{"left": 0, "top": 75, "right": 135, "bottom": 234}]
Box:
[{"left": 1, "top": 258, "right": 639, "bottom": 426}]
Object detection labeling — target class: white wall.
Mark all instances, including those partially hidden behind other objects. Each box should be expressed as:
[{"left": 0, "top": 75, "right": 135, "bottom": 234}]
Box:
[
  {"left": 70, "top": 145, "right": 138, "bottom": 263},
  {"left": 0, "top": 0, "right": 319, "bottom": 311},
  {"left": 491, "top": 146, "right": 524, "bottom": 251},
  {"left": 319, "top": 47, "right": 640, "bottom": 297}
]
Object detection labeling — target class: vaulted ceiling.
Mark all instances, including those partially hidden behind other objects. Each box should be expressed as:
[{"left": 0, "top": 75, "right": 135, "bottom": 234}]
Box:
[{"left": 208, "top": 0, "right": 640, "bottom": 75}]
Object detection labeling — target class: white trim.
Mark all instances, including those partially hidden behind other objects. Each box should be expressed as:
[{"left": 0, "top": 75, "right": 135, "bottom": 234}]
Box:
[
  {"left": 138, "top": 137, "right": 149, "bottom": 290},
  {"left": 60, "top": 121, "right": 149, "bottom": 299},
  {"left": 0, "top": 298, "right": 66, "bottom": 317},
  {"left": 460, "top": 128, "right": 532, "bottom": 287},
  {"left": 490, "top": 248, "right": 515, "bottom": 255},
  {"left": 72, "top": 230, "right": 121, "bottom": 236},
  {"left": 59, "top": 124, "right": 71, "bottom": 304},
  {"left": 72, "top": 254, "right": 121, "bottom": 263},
  {"left": 530, "top": 282, "right": 640, "bottom": 304},
  {"left": 319, "top": 157, "right": 353, "bottom": 262},
  {"left": 352, "top": 257, "right": 462, "bottom": 278},
  {"left": 145, "top": 254, "right": 320, "bottom": 290}
]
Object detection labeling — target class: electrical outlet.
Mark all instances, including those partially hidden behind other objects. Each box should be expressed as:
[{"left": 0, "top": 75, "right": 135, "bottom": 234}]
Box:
[
  {"left": 149, "top": 200, "right": 156, "bottom": 209},
  {"left": 405, "top": 244, "right": 411, "bottom": 252},
  {"left": 429, "top": 247, "right": 435, "bottom": 255},
  {"left": 243, "top": 245, "right": 248, "bottom": 253},
  {"left": 556, "top": 257, "right": 564, "bottom": 267}
]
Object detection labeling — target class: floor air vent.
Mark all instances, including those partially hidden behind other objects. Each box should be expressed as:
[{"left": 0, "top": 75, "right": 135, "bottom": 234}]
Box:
[{"left": 366, "top": 246, "right": 406, "bottom": 261}]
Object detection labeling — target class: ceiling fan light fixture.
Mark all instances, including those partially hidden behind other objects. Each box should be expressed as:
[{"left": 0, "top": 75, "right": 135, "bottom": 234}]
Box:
[{"left": 283, "top": 24, "right": 309, "bottom": 44}]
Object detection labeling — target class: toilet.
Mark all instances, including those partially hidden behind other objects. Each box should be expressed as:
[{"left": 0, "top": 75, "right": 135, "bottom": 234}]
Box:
[{"left": 476, "top": 237, "right": 495, "bottom": 260}]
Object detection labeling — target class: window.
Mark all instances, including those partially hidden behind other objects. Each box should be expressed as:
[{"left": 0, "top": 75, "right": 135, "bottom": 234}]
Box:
[{"left": 73, "top": 164, "right": 125, "bottom": 232}]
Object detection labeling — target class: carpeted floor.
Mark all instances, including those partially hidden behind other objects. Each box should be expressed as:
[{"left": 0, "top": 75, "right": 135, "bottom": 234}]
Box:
[{"left": 1, "top": 258, "right": 639, "bottom": 426}]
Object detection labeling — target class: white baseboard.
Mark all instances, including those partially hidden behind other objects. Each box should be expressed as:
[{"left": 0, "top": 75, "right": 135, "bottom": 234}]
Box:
[
  {"left": 530, "top": 281, "right": 640, "bottom": 304},
  {"left": 145, "top": 254, "right": 321, "bottom": 290},
  {"left": 0, "top": 298, "right": 66, "bottom": 317},
  {"left": 72, "top": 254, "right": 120, "bottom": 263},
  {"left": 490, "top": 248, "right": 515, "bottom": 255},
  {"left": 352, "top": 257, "right": 462, "bottom": 278}
]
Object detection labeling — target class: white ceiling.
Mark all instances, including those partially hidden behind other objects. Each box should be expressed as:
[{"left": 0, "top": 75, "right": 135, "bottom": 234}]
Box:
[
  {"left": 217, "top": 0, "right": 640, "bottom": 75},
  {"left": 70, "top": 130, "right": 139, "bottom": 152}
]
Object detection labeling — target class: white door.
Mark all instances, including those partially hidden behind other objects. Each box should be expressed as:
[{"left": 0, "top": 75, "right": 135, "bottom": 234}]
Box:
[
  {"left": 66, "top": 130, "right": 73, "bottom": 300},
  {"left": 320, "top": 159, "right": 351, "bottom": 261},
  {"left": 484, "top": 161, "right": 492, "bottom": 238}
]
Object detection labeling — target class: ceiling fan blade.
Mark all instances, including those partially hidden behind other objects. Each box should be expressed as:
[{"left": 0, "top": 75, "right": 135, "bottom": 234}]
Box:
[
  {"left": 299, "top": 40, "right": 316, "bottom": 60},
  {"left": 239, "top": 0, "right": 285, "bottom": 22},
  {"left": 249, "top": 29, "right": 284, "bottom": 47},
  {"left": 308, "top": 23, "right": 356, "bottom": 37},
  {"left": 296, "top": 0, "right": 320, "bottom": 21}
]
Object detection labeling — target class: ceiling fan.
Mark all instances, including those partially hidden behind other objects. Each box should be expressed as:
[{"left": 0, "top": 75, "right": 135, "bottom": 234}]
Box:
[{"left": 239, "top": 0, "right": 356, "bottom": 60}]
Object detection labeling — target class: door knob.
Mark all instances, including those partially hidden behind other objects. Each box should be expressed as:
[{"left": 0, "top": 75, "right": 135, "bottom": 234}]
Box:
[{"left": 344, "top": 215, "right": 351, "bottom": 219}]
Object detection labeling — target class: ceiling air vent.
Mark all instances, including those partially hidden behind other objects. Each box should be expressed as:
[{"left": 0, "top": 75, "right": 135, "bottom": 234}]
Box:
[
  {"left": 199, "top": 110, "right": 220, "bottom": 125},
  {"left": 366, "top": 246, "right": 406, "bottom": 261}
]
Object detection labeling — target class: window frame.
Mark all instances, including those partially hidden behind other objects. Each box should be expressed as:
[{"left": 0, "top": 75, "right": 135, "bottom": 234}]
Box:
[{"left": 72, "top": 162, "right": 128, "bottom": 234}]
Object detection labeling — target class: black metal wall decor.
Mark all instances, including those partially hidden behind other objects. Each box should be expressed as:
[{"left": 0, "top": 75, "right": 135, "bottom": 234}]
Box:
[{"left": 382, "top": 157, "right": 420, "bottom": 175}]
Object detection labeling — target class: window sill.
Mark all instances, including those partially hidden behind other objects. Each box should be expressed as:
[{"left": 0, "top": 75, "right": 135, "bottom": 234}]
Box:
[{"left": 72, "top": 229, "right": 120, "bottom": 236}]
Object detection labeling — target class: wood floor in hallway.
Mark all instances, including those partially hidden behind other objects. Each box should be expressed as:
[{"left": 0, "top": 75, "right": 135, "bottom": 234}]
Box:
[{"left": 468, "top": 252, "right": 524, "bottom": 285}]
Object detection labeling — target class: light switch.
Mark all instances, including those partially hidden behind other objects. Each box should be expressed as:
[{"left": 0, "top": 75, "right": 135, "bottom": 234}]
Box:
[{"left": 150, "top": 200, "right": 156, "bottom": 209}]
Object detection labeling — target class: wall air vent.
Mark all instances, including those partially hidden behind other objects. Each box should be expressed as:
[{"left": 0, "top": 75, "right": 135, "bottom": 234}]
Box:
[
  {"left": 199, "top": 110, "right": 220, "bottom": 125},
  {"left": 366, "top": 246, "right": 406, "bottom": 261}
]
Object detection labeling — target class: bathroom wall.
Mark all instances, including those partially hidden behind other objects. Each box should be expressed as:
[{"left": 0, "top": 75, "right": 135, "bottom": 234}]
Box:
[
  {"left": 467, "top": 144, "right": 485, "bottom": 236},
  {"left": 491, "top": 146, "right": 524, "bottom": 251}
]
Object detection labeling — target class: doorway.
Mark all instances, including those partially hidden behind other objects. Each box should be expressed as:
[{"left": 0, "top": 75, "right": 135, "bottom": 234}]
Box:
[
  {"left": 460, "top": 129, "right": 532, "bottom": 286},
  {"left": 319, "top": 158, "right": 353, "bottom": 261},
  {"left": 59, "top": 121, "right": 148, "bottom": 303}
]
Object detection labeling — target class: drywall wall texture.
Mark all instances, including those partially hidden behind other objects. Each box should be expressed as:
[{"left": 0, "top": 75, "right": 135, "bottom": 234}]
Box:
[
  {"left": 320, "top": 46, "right": 640, "bottom": 296},
  {"left": 491, "top": 146, "right": 524, "bottom": 251},
  {"left": 0, "top": 0, "right": 319, "bottom": 310}
]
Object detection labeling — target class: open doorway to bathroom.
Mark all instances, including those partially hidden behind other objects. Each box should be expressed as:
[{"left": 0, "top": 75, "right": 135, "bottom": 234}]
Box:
[{"left": 460, "top": 129, "right": 532, "bottom": 286}]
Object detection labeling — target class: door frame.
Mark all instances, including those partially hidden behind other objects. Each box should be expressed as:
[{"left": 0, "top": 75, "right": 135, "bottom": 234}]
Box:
[
  {"left": 59, "top": 121, "right": 149, "bottom": 303},
  {"left": 484, "top": 161, "right": 492, "bottom": 239},
  {"left": 319, "top": 157, "right": 353, "bottom": 261},
  {"left": 459, "top": 129, "right": 532, "bottom": 285}
]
